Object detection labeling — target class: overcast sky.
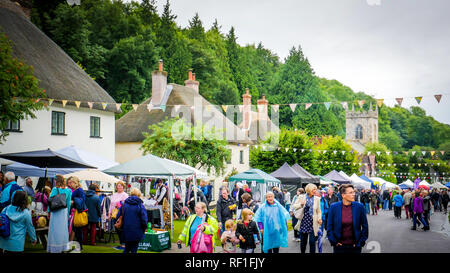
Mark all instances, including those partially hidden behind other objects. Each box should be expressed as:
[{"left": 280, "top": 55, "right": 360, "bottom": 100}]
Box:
[{"left": 131, "top": 0, "right": 450, "bottom": 124}]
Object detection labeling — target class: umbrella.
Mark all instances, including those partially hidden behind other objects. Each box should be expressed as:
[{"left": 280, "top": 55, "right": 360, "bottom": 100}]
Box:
[
  {"left": 418, "top": 185, "right": 429, "bottom": 190},
  {"left": 0, "top": 148, "right": 95, "bottom": 177}
]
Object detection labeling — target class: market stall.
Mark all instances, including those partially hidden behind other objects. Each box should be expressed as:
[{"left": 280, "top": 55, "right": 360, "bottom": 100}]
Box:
[
  {"left": 229, "top": 168, "right": 281, "bottom": 203},
  {"left": 62, "top": 169, "right": 120, "bottom": 192},
  {"left": 291, "top": 163, "right": 320, "bottom": 185},
  {"left": 324, "top": 170, "right": 352, "bottom": 185},
  {"left": 349, "top": 173, "right": 372, "bottom": 190},
  {"left": 103, "top": 154, "right": 195, "bottom": 241},
  {"left": 270, "top": 162, "right": 304, "bottom": 198}
]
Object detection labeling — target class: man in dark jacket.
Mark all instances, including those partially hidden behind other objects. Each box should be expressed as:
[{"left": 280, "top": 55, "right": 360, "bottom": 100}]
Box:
[
  {"left": 360, "top": 190, "right": 370, "bottom": 214},
  {"left": 83, "top": 184, "right": 101, "bottom": 245},
  {"left": 382, "top": 190, "right": 390, "bottom": 210},
  {"left": 441, "top": 189, "right": 449, "bottom": 214},
  {"left": 216, "top": 188, "right": 236, "bottom": 233},
  {"left": 325, "top": 187, "right": 339, "bottom": 207},
  {"left": 327, "top": 184, "right": 369, "bottom": 253},
  {"left": 0, "top": 171, "right": 23, "bottom": 211}
]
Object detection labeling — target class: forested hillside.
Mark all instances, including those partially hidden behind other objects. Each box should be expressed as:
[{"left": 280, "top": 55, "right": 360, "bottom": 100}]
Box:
[{"left": 30, "top": 0, "right": 450, "bottom": 152}]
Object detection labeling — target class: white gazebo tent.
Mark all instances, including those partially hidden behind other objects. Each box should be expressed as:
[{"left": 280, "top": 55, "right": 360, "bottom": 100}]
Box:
[
  {"left": 419, "top": 180, "right": 431, "bottom": 187},
  {"left": 349, "top": 174, "right": 372, "bottom": 190}
]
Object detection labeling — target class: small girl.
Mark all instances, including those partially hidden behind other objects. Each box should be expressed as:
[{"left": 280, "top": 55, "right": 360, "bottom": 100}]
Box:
[
  {"left": 221, "top": 219, "right": 240, "bottom": 253},
  {"left": 236, "top": 208, "right": 260, "bottom": 253}
]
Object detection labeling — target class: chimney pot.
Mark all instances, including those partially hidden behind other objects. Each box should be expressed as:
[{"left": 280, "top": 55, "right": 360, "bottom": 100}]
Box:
[
  {"left": 158, "top": 59, "right": 163, "bottom": 72},
  {"left": 152, "top": 60, "right": 168, "bottom": 105},
  {"left": 192, "top": 73, "right": 196, "bottom": 81},
  {"left": 184, "top": 69, "right": 199, "bottom": 93}
]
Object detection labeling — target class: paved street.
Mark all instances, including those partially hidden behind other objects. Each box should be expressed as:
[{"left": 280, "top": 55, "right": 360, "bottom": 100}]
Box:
[{"left": 167, "top": 209, "right": 450, "bottom": 253}]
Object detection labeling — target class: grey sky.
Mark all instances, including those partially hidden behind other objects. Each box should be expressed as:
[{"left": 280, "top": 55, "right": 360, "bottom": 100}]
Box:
[{"left": 135, "top": 0, "right": 450, "bottom": 124}]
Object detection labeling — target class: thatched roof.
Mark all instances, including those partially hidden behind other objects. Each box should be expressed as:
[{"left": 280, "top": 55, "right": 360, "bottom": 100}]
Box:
[
  {"left": 116, "top": 84, "right": 253, "bottom": 144},
  {"left": 0, "top": 1, "right": 118, "bottom": 113}
]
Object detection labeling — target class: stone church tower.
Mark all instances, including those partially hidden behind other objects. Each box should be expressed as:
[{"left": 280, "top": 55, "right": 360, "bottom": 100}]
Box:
[{"left": 345, "top": 105, "right": 378, "bottom": 153}]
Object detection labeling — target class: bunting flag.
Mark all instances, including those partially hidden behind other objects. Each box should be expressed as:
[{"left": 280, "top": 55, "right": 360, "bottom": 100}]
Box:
[
  {"left": 74, "top": 101, "right": 81, "bottom": 108},
  {"left": 342, "top": 151, "right": 346, "bottom": 155},
  {"left": 48, "top": 99, "right": 54, "bottom": 106},
  {"left": 289, "top": 104, "right": 297, "bottom": 112},
  {"left": 305, "top": 103, "right": 312, "bottom": 110},
  {"left": 358, "top": 100, "right": 365, "bottom": 108},
  {"left": 333, "top": 150, "right": 337, "bottom": 154},
  {"left": 272, "top": 105, "right": 279, "bottom": 112},
  {"left": 412, "top": 151, "right": 416, "bottom": 156},
  {"left": 435, "top": 94, "right": 442, "bottom": 103},
  {"left": 376, "top": 151, "right": 381, "bottom": 156},
  {"left": 324, "top": 102, "right": 331, "bottom": 110},
  {"left": 404, "top": 151, "right": 409, "bottom": 156},
  {"left": 386, "top": 151, "right": 390, "bottom": 155},
  {"left": 430, "top": 151, "right": 435, "bottom": 156},
  {"left": 147, "top": 103, "right": 153, "bottom": 112},
  {"left": 396, "top": 98, "right": 403, "bottom": 106},
  {"left": 367, "top": 151, "right": 371, "bottom": 155},
  {"left": 341, "top": 102, "right": 348, "bottom": 110},
  {"left": 376, "top": 99, "right": 384, "bottom": 107},
  {"left": 160, "top": 105, "right": 166, "bottom": 112},
  {"left": 285, "top": 148, "right": 289, "bottom": 152},
  {"left": 102, "top": 103, "right": 108, "bottom": 110},
  {"left": 421, "top": 151, "right": 426, "bottom": 156},
  {"left": 222, "top": 105, "right": 228, "bottom": 112},
  {"left": 441, "top": 151, "right": 445, "bottom": 155},
  {"left": 87, "top": 102, "right": 94, "bottom": 109},
  {"left": 415, "top": 96, "right": 423, "bottom": 104},
  {"left": 115, "top": 103, "right": 122, "bottom": 111},
  {"left": 132, "top": 104, "right": 139, "bottom": 111},
  {"left": 62, "top": 100, "right": 68, "bottom": 108}
]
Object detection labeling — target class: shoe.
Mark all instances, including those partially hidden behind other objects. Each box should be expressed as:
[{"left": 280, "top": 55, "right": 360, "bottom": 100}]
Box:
[
  {"left": 410, "top": 227, "right": 416, "bottom": 230},
  {"left": 292, "top": 238, "right": 297, "bottom": 242},
  {"left": 296, "top": 239, "right": 301, "bottom": 242}
]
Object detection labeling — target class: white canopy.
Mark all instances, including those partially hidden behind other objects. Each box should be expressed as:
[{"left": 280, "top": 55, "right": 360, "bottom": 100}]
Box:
[
  {"left": 419, "top": 180, "right": 431, "bottom": 187},
  {"left": 370, "top": 177, "right": 399, "bottom": 190},
  {"left": 63, "top": 169, "right": 120, "bottom": 192},
  {"left": 161, "top": 158, "right": 210, "bottom": 180},
  {"left": 399, "top": 180, "right": 414, "bottom": 188},
  {"left": 339, "top": 171, "right": 351, "bottom": 181},
  {"left": 350, "top": 173, "right": 372, "bottom": 190},
  {"left": 430, "top": 182, "right": 448, "bottom": 190}
]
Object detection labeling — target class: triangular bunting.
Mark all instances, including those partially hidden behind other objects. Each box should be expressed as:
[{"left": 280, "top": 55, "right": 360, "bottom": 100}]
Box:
[
  {"left": 434, "top": 94, "right": 442, "bottom": 103},
  {"left": 289, "top": 104, "right": 297, "bottom": 112},
  {"left": 48, "top": 99, "right": 54, "bottom": 106},
  {"left": 132, "top": 104, "right": 139, "bottom": 111},
  {"left": 376, "top": 99, "right": 384, "bottom": 107},
  {"left": 412, "top": 151, "right": 416, "bottom": 156},
  {"left": 161, "top": 105, "right": 166, "bottom": 112},
  {"left": 430, "top": 151, "right": 435, "bottom": 156},
  {"left": 74, "top": 101, "right": 81, "bottom": 108},
  {"left": 147, "top": 103, "right": 153, "bottom": 112},
  {"left": 222, "top": 105, "right": 228, "bottom": 112},
  {"left": 116, "top": 103, "right": 122, "bottom": 111},
  {"left": 238, "top": 105, "right": 243, "bottom": 112},
  {"left": 272, "top": 105, "right": 279, "bottom": 112},
  {"left": 305, "top": 103, "right": 312, "bottom": 110},
  {"left": 341, "top": 102, "right": 348, "bottom": 110},
  {"left": 102, "top": 103, "right": 108, "bottom": 110},
  {"left": 421, "top": 151, "right": 426, "bottom": 156},
  {"left": 415, "top": 96, "right": 423, "bottom": 104},
  {"left": 376, "top": 151, "right": 381, "bottom": 156},
  {"left": 324, "top": 102, "right": 331, "bottom": 110},
  {"left": 358, "top": 100, "right": 365, "bottom": 108},
  {"left": 62, "top": 100, "right": 67, "bottom": 107},
  {"left": 396, "top": 98, "right": 403, "bottom": 106},
  {"left": 87, "top": 102, "right": 94, "bottom": 109}
]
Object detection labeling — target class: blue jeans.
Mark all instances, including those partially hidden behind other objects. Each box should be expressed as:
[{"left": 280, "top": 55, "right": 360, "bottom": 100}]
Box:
[
  {"left": 384, "top": 200, "right": 389, "bottom": 210},
  {"left": 412, "top": 213, "right": 428, "bottom": 229},
  {"left": 364, "top": 203, "right": 370, "bottom": 214}
]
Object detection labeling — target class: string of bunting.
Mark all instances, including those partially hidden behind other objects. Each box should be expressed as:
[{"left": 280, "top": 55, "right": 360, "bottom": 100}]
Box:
[
  {"left": 252, "top": 145, "right": 447, "bottom": 157},
  {"left": 27, "top": 92, "right": 449, "bottom": 114}
]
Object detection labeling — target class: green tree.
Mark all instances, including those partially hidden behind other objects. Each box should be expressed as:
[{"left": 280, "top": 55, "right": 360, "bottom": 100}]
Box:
[
  {"left": 140, "top": 118, "right": 231, "bottom": 175},
  {"left": 365, "top": 142, "right": 396, "bottom": 183},
  {"left": 316, "top": 135, "right": 360, "bottom": 175},
  {"left": 0, "top": 31, "right": 45, "bottom": 144}
]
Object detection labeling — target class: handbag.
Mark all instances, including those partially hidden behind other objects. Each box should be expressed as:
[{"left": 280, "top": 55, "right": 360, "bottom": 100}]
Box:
[
  {"left": 73, "top": 209, "right": 88, "bottom": 227},
  {"left": 190, "top": 223, "right": 213, "bottom": 253},
  {"left": 114, "top": 206, "right": 125, "bottom": 230},
  {"left": 48, "top": 188, "right": 67, "bottom": 212}
]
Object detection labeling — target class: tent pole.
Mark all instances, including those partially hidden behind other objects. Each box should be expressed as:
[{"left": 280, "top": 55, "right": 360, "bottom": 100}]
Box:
[
  {"left": 193, "top": 173, "right": 197, "bottom": 207},
  {"left": 169, "top": 175, "right": 174, "bottom": 240}
]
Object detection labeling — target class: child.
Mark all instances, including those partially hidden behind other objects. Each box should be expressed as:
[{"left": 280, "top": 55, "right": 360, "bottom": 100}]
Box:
[
  {"left": 235, "top": 208, "right": 260, "bottom": 253},
  {"left": 221, "top": 219, "right": 240, "bottom": 253}
]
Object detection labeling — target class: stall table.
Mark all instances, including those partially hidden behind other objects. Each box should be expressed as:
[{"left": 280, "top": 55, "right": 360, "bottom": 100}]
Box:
[{"left": 138, "top": 230, "right": 171, "bottom": 252}]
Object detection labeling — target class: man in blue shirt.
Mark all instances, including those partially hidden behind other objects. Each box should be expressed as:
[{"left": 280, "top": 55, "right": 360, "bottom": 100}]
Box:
[{"left": 0, "top": 171, "right": 24, "bottom": 211}]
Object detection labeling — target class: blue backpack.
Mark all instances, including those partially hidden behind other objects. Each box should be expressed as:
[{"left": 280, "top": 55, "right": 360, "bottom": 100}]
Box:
[{"left": 0, "top": 211, "right": 10, "bottom": 238}]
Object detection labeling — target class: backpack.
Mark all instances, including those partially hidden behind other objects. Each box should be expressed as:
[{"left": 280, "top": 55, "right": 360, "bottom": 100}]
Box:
[{"left": 0, "top": 211, "right": 10, "bottom": 238}]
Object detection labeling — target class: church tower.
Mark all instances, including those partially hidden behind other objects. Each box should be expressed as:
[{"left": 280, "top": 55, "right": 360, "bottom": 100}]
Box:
[{"left": 345, "top": 104, "right": 378, "bottom": 149}]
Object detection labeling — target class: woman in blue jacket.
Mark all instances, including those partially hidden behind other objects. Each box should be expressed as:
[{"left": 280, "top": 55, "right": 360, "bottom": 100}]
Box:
[
  {"left": 393, "top": 192, "right": 404, "bottom": 219},
  {"left": 0, "top": 191, "right": 37, "bottom": 253},
  {"left": 117, "top": 188, "right": 148, "bottom": 253}
]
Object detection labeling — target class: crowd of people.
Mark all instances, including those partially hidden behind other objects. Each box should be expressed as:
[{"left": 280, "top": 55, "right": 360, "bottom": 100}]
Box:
[{"left": 0, "top": 169, "right": 448, "bottom": 254}]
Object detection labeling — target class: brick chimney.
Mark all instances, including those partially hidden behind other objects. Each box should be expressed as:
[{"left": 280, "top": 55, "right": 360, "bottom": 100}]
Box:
[
  {"left": 152, "top": 60, "right": 168, "bottom": 105},
  {"left": 242, "top": 88, "right": 252, "bottom": 130},
  {"left": 257, "top": 94, "right": 268, "bottom": 118},
  {"left": 184, "top": 69, "right": 199, "bottom": 93}
]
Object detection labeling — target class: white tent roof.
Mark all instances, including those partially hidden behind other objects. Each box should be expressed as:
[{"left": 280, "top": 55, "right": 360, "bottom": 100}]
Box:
[
  {"left": 430, "top": 182, "right": 448, "bottom": 190},
  {"left": 350, "top": 174, "right": 372, "bottom": 190},
  {"left": 419, "top": 180, "right": 431, "bottom": 186},
  {"left": 339, "top": 171, "right": 351, "bottom": 180},
  {"left": 161, "top": 158, "right": 210, "bottom": 180},
  {"left": 370, "top": 177, "right": 390, "bottom": 185},
  {"left": 63, "top": 169, "right": 120, "bottom": 192},
  {"left": 400, "top": 180, "right": 414, "bottom": 187}
]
